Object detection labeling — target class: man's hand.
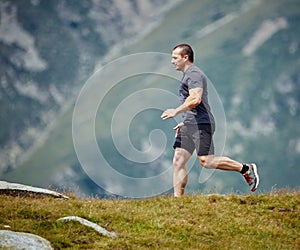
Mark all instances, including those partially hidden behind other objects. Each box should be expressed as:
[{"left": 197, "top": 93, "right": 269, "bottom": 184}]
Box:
[
  {"left": 161, "top": 109, "right": 177, "bottom": 120},
  {"left": 173, "top": 122, "right": 184, "bottom": 138}
]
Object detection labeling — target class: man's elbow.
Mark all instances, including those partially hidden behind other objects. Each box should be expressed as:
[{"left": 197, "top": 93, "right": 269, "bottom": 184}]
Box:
[
  {"left": 189, "top": 99, "right": 201, "bottom": 109},
  {"left": 195, "top": 98, "right": 201, "bottom": 106}
]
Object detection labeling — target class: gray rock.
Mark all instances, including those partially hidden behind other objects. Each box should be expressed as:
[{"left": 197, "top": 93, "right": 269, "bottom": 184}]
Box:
[
  {"left": 0, "top": 181, "right": 69, "bottom": 199},
  {"left": 0, "top": 230, "right": 53, "bottom": 249},
  {"left": 57, "top": 216, "right": 117, "bottom": 238}
]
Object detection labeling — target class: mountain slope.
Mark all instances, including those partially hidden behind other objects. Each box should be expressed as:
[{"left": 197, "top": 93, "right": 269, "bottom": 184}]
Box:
[
  {"left": 0, "top": 0, "right": 178, "bottom": 173},
  {"left": 2, "top": 0, "right": 300, "bottom": 197}
]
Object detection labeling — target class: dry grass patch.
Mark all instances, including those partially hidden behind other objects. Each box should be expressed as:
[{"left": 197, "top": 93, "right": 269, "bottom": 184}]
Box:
[{"left": 0, "top": 191, "right": 299, "bottom": 249}]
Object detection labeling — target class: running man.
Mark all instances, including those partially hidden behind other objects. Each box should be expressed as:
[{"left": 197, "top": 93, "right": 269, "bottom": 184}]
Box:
[{"left": 161, "top": 44, "right": 259, "bottom": 197}]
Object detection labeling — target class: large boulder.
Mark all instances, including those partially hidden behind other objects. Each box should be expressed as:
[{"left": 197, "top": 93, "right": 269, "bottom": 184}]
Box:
[{"left": 0, "top": 230, "right": 53, "bottom": 249}]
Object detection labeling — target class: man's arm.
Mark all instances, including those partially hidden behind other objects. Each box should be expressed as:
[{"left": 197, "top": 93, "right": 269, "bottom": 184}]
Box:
[{"left": 161, "top": 87, "right": 203, "bottom": 120}]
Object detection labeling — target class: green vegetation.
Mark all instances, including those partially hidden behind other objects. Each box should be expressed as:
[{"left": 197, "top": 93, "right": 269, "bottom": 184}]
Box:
[{"left": 0, "top": 191, "right": 299, "bottom": 249}]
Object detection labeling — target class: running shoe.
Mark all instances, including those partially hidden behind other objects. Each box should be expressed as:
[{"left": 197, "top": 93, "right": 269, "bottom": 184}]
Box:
[{"left": 242, "top": 163, "right": 259, "bottom": 192}]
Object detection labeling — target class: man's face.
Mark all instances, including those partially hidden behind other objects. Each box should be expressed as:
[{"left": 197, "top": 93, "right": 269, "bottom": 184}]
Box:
[{"left": 171, "top": 48, "right": 187, "bottom": 72}]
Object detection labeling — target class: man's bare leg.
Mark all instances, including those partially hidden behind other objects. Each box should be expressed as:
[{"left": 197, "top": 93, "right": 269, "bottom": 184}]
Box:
[
  {"left": 173, "top": 148, "right": 191, "bottom": 197},
  {"left": 198, "top": 155, "right": 260, "bottom": 192},
  {"left": 198, "top": 155, "right": 243, "bottom": 172}
]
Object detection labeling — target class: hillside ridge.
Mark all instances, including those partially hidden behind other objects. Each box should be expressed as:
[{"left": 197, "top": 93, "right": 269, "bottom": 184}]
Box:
[{"left": 0, "top": 190, "right": 299, "bottom": 249}]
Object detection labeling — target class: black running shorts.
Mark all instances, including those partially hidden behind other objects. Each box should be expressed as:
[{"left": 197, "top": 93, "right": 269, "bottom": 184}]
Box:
[{"left": 173, "top": 124, "right": 214, "bottom": 156}]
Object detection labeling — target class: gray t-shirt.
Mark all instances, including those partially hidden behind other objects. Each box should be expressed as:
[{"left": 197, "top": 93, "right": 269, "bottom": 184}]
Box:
[{"left": 179, "top": 65, "right": 215, "bottom": 125}]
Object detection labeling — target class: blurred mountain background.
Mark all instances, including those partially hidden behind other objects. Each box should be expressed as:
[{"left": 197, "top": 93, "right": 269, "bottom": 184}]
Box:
[{"left": 1, "top": 0, "right": 299, "bottom": 197}]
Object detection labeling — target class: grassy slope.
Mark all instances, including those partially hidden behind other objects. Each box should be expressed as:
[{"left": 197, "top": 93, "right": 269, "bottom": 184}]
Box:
[
  {"left": 0, "top": 191, "right": 299, "bottom": 249},
  {"left": 3, "top": 0, "right": 300, "bottom": 194}
]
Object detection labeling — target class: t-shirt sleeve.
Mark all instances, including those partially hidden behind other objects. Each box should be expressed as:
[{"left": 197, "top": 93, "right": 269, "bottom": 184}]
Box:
[{"left": 187, "top": 71, "right": 205, "bottom": 89}]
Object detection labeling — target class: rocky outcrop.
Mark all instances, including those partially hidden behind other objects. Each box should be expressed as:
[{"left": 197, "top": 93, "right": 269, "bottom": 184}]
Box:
[
  {"left": 0, "top": 230, "right": 53, "bottom": 250},
  {"left": 0, "top": 182, "right": 116, "bottom": 248},
  {"left": 0, "top": 181, "right": 69, "bottom": 199}
]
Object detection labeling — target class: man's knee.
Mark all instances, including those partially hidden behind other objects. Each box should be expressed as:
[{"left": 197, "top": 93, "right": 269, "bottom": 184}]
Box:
[
  {"left": 198, "top": 155, "right": 214, "bottom": 169},
  {"left": 173, "top": 154, "right": 184, "bottom": 170},
  {"left": 173, "top": 149, "right": 190, "bottom": 169}
]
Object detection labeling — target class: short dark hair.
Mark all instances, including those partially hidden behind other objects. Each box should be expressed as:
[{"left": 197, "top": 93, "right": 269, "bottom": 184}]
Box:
[{"left": 173, "top": 44, "right": 194, "bottom": 63}]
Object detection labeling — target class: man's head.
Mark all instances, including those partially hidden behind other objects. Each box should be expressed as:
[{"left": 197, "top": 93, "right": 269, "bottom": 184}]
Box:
[{"left": 171, "top": 44, "right": 194, "bottom": 72}]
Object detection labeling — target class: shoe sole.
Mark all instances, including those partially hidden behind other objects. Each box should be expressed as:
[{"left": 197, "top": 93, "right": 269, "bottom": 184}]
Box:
[{"left": 250, "top": 163, "right": 259, "bottom": 192}]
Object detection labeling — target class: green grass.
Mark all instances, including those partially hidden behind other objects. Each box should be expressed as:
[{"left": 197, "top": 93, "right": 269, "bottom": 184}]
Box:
[{"left": 0, "top": 191, "right": 299, "bottom": 249}]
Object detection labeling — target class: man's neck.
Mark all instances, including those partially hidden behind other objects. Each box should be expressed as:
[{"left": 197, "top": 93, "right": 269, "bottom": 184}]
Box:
[{"left": 183, "top": 62, "right": 193, "bottom": 73}]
